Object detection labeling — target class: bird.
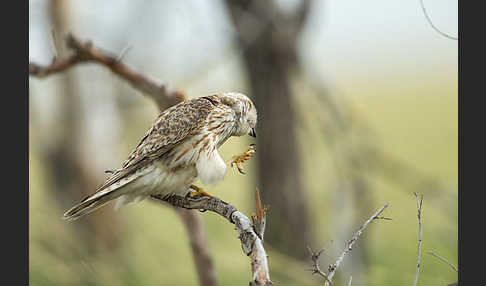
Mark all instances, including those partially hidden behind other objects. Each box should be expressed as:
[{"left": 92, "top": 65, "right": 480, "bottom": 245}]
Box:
[{"left": 63, "top": 92, "right": 257, "bottom": 221}]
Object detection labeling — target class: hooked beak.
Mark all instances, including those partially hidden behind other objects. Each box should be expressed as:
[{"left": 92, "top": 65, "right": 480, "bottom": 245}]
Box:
[{"left": 248, "top": 128, "right": 257, "bottom": 138}]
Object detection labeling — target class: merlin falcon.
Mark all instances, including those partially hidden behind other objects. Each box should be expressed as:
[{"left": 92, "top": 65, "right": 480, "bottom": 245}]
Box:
[{"left": 64, "top": 92, "right": 257, "bottom": 221}]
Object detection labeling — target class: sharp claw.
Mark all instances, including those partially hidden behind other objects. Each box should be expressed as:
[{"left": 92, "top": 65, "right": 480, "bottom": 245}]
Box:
[
  {"left": 237, "top": 165, "right": 246, "bottom": 174},
  {"left": 188, "top": 185, "right": 212, "bottom": 197},
  {"left": 228, "top": 144, "right": 256, "bottom": 174}
]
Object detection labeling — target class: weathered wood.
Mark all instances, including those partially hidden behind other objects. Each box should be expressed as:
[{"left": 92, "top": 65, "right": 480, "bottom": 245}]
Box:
[{"left": 153, "top": 193, "right": 273, "bottom": 285}]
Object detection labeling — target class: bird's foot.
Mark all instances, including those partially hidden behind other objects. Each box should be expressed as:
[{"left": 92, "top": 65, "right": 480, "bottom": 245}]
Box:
[
  {"left": 188, "top": 184, "right": 212, "bottom": 198},
  {"left": 228, "top": 144, "right": 256, "bottom": 174}
]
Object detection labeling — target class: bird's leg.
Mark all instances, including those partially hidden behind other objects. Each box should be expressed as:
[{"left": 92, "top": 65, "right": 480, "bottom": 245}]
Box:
[
  {"left": 227, "top": 144, "right": 256, "bottom": 174},
  {"left": 188, "top": 184, "right": 212, "bottom": 198}
]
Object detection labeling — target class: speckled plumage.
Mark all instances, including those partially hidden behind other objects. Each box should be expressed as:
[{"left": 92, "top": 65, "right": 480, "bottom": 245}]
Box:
[{"left": 64, "top": 92, "right": 257, "bottom": 221}]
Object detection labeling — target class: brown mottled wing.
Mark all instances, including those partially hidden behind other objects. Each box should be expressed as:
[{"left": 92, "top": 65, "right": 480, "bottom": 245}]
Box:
[{"left": 94, "top": 97, "right": 216, "bottom": 193}]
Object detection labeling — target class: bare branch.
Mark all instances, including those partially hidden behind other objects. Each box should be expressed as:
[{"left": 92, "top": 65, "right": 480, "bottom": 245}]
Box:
[
  {"left": 419, "top": 0, "right": 458, "bottom": 40},
  {"left": 29, "top": 34, "right": 185, "bottom": 111},
  {"left": 152, "top": 191, "right": 273, "bottom": 286},
  {"left": 116, "top": 44, "right": 132, "bottom": 62},
  {"left": 307, "top": 246, "right": 334, "bottom": 286},
  {"left": 324, "top": 202, "right": 391, "bottom": 286},
  {"left": 427, "top": 251, "right": 458, "bottom": 273},
  {"left": 413, "top": 193, "right": 424, "bottom": 286}
]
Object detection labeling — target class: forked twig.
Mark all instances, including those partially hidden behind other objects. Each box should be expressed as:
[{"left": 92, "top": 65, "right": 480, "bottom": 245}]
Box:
[
  {"left": 307, "top": 246, "right": 334, "bottom": 286},
  {"left": 324, "top": 202, "right": 390, "bottom": 286}
]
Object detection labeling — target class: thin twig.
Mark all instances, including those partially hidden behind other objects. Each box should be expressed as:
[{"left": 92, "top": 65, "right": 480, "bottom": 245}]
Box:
[
  {"left": 413, "top": 193, "right": 424, "bottom": 286},
  {"left": 324, "top": 202, "right": 391, "bottom": 286},
  {"left": 427, "top": 251, "right": 458, "bottom": 273},
  {"left": 419, "top": 0, "right": 458, "bottom": 40},
  {"left": 307, "top": 246, "right": 334, "bottom": 286},
  {"left": 116, "top": 44, "right": 132, "bottom": 62},
  {"left": 374, "top": 216, "right": 393, "bottom": 221},
  {"left": 251, "top": 187, "right": 268, "bottom": 241},
  {"left": 49, "top": 29, "right": 59, "bottom": 61}
]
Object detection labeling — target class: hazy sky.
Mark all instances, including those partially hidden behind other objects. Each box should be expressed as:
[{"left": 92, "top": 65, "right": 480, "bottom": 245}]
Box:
[{"left": 29, "top": 0, "right": 458, "bottom": 96}]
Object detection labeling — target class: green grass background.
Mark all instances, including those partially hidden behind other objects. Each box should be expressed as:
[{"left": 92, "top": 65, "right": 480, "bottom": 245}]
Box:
[{"left": 29, "top": 73, "right": 457, "bottom": 285}]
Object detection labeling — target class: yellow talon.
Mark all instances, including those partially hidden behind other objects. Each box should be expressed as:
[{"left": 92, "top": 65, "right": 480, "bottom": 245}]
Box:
[
  {"left": 189, "top": 185, "right": 212, "bottom": 197},
  {"left": 228, "top": 144, "right": 256, "bottom": 174}
]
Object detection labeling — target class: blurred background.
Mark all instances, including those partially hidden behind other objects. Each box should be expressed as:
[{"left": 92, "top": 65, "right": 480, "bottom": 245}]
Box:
[{"left": 29, "top": 0, "right": 457, "bottom": 285}]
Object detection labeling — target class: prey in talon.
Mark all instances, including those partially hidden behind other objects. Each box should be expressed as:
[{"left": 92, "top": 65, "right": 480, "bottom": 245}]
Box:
[{"left": 229, "top": 144, "right": 256, "bottom": 174}]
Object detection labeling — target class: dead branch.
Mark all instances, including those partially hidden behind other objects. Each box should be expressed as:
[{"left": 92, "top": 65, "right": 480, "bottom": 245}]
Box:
[
  {"left": 322, "top": 201, "right": 391, "bottom": 286},
  {"left": 413, "top": 193, "right": 424, "bottom": 286},
  {"left": 152, "top": 190, "right": 273, "bottom": 286},
  {"left": 307, "top": 246, "right": 334, "bottom": 286},
  {"left": 419, "top": 0, "right": 458, "bottom": 40},
  {"left": 29, "top": 34, "right": 184, "bottom": 112},
  {"left": 251, "top": 187, "right": 267, "bottom": 240},
  {"left": 427, "top": 251, "right": 458, "bottom": 273}
]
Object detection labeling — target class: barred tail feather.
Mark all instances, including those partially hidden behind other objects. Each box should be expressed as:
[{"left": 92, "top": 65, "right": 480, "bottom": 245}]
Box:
[
  {"left": 63, "top": 188, "right": 127, "bottom": 221},
  {"left": 63, "top": 165, "right": 155, "bottom": 221}
]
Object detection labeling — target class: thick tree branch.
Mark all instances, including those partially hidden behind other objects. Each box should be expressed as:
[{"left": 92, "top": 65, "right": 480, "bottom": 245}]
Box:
[
  {"left": 29, "top": 34, "right": 185, "bottom": 112},
  {"left": 152, "top": 191, "right": 273, "bottom": 286}
]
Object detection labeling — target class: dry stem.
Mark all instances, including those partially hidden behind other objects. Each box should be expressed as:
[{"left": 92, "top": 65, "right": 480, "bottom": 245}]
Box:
[
  {"left": 323, "top": 201, "right": 391, "bottom": 286},
  {"left": 413, "top": 193, "right": 423, "bottom": 286},
  {"left": 427, "top": 252, "right": 458, "bottom": 273},
  {"left": 307, "top": 246, "right": 334, "bottom": 286}
]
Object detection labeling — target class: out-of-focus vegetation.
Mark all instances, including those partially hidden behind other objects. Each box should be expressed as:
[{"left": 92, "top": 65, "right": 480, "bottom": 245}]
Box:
[
  {"left": 29, "top": 0, "right": 457, "bottom": 285},
  {"left": 30, "top": 79, "right": 457, "bottom": 285}
]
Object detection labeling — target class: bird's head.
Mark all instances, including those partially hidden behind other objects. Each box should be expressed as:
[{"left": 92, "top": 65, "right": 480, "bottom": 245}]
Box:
[{"left": 217, "top": 92, "right": 257, "bottom": 138}]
